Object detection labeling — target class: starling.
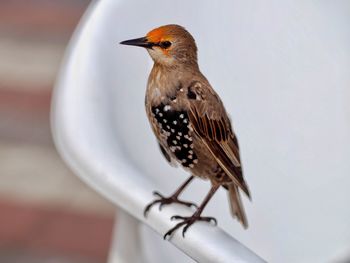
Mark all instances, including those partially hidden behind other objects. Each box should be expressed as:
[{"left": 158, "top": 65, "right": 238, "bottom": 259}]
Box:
[{"left": 120, "top": 24, "right": 251, "bottom": 239}]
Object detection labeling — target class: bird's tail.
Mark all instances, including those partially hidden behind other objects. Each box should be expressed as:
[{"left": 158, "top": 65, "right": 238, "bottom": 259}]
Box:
[{"left": 228, "top": 184, "right": 248, "bottom": 229}]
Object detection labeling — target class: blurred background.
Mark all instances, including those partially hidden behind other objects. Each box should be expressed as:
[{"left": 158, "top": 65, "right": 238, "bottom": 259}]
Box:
[{"left": 0, "top": 1, "right": 116, "bottom": 262}]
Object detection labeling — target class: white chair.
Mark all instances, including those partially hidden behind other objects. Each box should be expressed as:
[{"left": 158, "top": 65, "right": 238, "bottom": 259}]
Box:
[{"left": 52, "top": 1, "right": 350, "bottom": 262}]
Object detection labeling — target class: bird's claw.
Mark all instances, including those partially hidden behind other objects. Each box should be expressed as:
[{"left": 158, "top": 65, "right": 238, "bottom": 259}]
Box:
[
  {"left": 164, "top": 214, "right": 218, "bottom": 240},
  {"left": 152, "top": 191, "right": 163, "bottom": 198},
  {"left": 171, "top": 215, "right": 184, "bottom": 221},
  {"left": 144, "top": 191, "right": 198, "bottom": 217}
]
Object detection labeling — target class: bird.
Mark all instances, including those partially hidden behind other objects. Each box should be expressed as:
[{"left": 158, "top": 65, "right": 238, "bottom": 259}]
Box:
[{"left": 120, "top": 24, "right": 251, "bottom": 239}]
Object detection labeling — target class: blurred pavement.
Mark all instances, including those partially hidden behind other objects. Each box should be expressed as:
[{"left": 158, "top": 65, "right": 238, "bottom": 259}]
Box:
[{"left": 0, "top": 1, "right": 116, "bottom": 262}]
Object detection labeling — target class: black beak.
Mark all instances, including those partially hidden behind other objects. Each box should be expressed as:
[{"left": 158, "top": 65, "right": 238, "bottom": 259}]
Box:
[{"left": 120, "top": 37, "right": 154, "bottom": 49}]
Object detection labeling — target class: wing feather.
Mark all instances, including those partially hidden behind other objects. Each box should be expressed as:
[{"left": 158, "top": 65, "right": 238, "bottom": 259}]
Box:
[{"left": 187, "top": 87, "right": 250, "bottom": 198}]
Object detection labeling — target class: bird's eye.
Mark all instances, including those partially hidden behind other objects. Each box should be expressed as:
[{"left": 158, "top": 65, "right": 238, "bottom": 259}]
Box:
[{"left": 159, "top": 41, "right": 172, "bottom": 49}]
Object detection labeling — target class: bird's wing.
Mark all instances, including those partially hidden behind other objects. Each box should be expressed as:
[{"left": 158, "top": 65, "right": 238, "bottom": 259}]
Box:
[{"left": 186, "top": 82, "right": 250, "bottom": 198}]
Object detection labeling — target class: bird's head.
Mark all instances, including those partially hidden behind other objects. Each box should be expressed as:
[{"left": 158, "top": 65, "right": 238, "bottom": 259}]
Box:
[{"left": 120, "top": 24, "right": 198, "bottom": 67}]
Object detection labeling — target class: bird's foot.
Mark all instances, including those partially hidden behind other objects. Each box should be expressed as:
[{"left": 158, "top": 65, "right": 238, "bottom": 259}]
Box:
[
  {"left": 163, "top": 213, "right": 217, "bottom": 239},
  {"left": 143, "top": 191, "right": 198, "bottom": 217}
]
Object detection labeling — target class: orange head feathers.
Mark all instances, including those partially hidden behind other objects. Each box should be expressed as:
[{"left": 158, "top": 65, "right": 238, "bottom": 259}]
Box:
[
  {"left": 146, "top": 25, "right": 174, "bottom": 44},
  {"left": 120, "top": 24, "right": 198, "bottom": 66}
]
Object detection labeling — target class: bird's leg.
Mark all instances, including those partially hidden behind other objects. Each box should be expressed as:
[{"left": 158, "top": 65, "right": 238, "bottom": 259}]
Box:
[
  {"left": 144, "top": 175, "right": 197, "bottom": 217},
  {"left": 164, "top": 184, "right": 220, "bottom": 240}
]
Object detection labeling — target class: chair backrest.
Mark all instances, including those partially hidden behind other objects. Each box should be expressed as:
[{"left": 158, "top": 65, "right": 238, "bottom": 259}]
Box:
[{"left": 52, "top": 0, "right": 350, "bottom": 262}]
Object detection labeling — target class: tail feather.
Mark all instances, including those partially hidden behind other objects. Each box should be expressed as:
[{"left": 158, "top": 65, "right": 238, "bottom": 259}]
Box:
[{"left": 228, "top": 184, "right": 248, "bottom": 229}]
